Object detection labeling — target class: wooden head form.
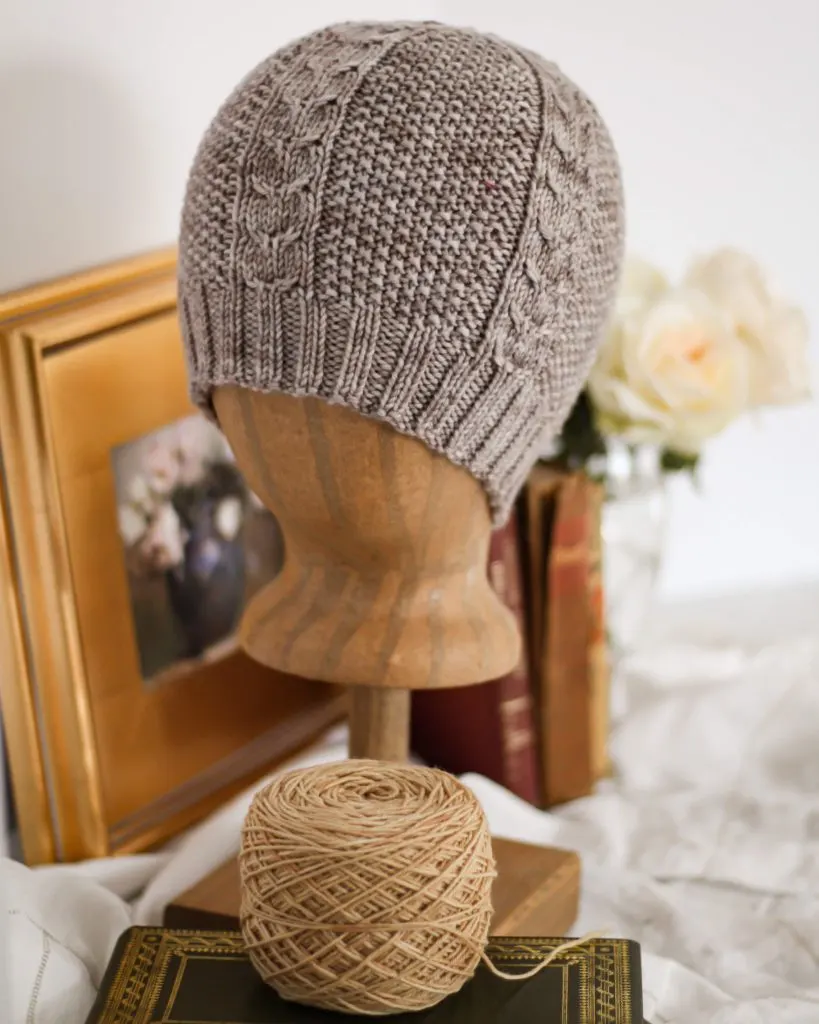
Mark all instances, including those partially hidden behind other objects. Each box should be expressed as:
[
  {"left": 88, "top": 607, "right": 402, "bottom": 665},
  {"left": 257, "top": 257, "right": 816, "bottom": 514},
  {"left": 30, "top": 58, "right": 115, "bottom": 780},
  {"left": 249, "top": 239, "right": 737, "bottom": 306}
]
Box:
[
  {"left": 214, "top": 385, "right": 519, "bottom": 684},
  {"left": 214, "top": 387, "right": 519, "bottom": 760}
]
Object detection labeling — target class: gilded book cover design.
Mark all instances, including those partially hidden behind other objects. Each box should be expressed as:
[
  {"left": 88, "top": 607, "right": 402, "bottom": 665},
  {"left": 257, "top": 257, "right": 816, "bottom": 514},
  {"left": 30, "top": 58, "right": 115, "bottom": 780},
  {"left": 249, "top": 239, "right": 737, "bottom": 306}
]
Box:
[{"left": 85, "top": 928, "right": 642, "bottom": 1024}]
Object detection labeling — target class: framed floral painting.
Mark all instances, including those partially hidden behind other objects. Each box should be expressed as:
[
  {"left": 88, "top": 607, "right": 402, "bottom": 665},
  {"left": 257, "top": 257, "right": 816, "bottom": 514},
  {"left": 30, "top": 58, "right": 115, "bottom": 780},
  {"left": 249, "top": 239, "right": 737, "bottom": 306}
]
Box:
[
  {"left": 112, "top": 414, "right": 284, "bottom": 686},
  {"left": 0, "top": 251, "right": 344, "bottom": 864}
]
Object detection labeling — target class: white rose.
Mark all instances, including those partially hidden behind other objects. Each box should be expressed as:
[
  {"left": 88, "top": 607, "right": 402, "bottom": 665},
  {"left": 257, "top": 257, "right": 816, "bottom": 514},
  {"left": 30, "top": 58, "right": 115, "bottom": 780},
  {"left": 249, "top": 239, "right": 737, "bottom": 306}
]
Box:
[
  {"left": 117, "top": 504, "right": 146, "bottom": 547},
  {"left": 138, "top": 503, "right": 185, "bottom": 571},
  {"left": 127, "top": 474, "right": 153, "bottom": 515},
  {"left": 685, "top": 248, "right": 811, "bottom": 407},
  {"left": 617, "top": 255, "right": 669, "bottom": 316},
  {"left": 144, "top": 442, "right": 180, "bottom": 495},
  {"left": 214, "top": 496, "right": 243, "bottom": 541},
  {"left": 761, "top": 303, "right": 811, "bottom": 405},
  {"left": 589, "top": 287, "right": 750, "bottom": 452}
]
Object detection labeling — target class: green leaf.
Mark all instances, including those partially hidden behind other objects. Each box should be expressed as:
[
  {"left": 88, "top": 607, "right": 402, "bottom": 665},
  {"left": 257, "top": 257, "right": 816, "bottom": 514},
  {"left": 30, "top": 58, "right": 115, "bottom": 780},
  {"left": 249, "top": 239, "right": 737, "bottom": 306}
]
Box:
[
  {"left": 660, "top": 448, "right": 700, "bottom": 477},
  {"left": 553, "top": 390, "right": 608, "bottom": 469}
]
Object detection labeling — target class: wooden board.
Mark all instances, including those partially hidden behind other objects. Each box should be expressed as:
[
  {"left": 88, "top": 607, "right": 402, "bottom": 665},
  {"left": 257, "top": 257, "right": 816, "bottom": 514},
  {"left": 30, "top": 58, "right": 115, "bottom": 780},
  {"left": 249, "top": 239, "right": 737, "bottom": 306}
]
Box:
[{"left": 164, "top": 836, "right": 580, "bottom": 937}]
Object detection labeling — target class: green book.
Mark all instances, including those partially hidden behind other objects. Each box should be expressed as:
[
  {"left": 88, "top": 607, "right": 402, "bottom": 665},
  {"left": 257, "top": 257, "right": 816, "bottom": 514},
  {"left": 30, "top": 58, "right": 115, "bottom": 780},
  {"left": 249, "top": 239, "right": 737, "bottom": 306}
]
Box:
[{"left": 84, "top": 927, "right": 643, "bottom": 1023}]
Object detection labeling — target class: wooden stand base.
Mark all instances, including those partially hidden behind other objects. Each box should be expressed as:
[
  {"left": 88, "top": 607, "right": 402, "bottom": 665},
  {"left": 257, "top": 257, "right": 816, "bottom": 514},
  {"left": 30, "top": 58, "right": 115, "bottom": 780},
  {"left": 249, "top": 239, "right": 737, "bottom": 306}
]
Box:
[{"left": 164, "top": 836, "right": 580, "bottom": 937}]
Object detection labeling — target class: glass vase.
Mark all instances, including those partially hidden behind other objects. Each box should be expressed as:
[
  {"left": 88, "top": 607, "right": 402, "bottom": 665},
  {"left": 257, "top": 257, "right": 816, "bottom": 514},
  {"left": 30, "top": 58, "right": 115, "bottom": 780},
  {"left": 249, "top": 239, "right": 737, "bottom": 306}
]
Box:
[{"left": 600, "top": 442, "right": 668, "bottom": 659}]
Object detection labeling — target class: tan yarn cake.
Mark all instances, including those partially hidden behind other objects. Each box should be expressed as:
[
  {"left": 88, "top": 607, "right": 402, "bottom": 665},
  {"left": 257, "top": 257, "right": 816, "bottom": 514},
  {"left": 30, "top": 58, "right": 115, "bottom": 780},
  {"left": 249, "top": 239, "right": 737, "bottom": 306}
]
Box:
[{"left": 239, "top": 761, "right": 496, "bottom": 1014}]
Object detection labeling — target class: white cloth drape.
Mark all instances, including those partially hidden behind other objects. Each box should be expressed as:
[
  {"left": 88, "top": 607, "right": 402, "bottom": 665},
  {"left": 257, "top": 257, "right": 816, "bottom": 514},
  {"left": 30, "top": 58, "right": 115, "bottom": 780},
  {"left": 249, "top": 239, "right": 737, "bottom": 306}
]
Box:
[{"left": 3, "top": 629, "right": 818, "bottom": 1023}]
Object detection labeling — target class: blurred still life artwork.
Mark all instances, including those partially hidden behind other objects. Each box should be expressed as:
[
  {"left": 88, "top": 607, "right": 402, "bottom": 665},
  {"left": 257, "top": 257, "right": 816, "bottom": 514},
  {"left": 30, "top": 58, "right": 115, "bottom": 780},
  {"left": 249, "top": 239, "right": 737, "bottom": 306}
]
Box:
[{"left": 112, "top": 415, "right": 283, "bottom": 684}]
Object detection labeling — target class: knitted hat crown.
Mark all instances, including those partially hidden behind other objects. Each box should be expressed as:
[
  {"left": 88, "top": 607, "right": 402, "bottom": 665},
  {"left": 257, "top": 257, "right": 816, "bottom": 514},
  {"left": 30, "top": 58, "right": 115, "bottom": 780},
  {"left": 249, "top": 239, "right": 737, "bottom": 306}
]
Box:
[{"left": 179, "top": 21, "right": 624, "bottom": 522}]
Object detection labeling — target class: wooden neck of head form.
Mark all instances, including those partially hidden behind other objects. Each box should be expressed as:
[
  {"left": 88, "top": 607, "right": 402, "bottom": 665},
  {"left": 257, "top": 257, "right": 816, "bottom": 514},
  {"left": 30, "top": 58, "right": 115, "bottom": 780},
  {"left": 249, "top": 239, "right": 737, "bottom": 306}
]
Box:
[{"left": 213, "top": 386, "right": 519, "bottom": 760}]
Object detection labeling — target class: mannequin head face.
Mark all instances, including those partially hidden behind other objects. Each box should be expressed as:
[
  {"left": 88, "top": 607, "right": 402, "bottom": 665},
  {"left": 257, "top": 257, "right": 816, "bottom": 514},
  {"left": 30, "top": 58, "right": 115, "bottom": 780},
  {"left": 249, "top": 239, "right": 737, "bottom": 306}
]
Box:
[
  {"left": 213, "top": 387, "right": 491, "bottom": 567},
  {"left": 213, "top": 385, "right": 519, "bottom": 690}
]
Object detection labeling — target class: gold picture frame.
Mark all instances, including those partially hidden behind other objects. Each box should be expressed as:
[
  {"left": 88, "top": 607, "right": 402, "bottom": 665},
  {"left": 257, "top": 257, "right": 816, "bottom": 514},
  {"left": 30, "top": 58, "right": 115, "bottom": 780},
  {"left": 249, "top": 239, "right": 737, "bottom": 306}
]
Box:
[{"left": 0, "top": 251, "right": 345, "bottom": 864}]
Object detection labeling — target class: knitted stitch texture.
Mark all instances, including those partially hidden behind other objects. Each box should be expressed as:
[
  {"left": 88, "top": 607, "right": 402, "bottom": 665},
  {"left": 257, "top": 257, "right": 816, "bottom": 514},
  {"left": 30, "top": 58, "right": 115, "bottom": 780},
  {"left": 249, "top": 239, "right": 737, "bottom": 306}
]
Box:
[{"left": 179, "top": 21, "right": 624, "bottom": 522}]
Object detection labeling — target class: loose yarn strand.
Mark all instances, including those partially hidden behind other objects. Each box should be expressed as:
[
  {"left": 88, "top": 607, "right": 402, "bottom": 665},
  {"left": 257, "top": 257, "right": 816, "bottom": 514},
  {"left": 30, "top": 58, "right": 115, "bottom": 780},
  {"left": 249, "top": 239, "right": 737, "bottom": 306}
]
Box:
[{"left": 481, "top": 932, "right": 603, "bottom": 981}]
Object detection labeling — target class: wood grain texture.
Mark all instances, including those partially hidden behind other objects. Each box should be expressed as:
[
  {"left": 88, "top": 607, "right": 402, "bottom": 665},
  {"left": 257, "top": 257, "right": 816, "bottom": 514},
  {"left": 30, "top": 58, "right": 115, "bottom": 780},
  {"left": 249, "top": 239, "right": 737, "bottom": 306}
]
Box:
[
  {"left": 213, "top": 388, "right": 520, "bottom": 693},
  {"left": 349, "top": 688, "right": 410, "bottom": 761}
]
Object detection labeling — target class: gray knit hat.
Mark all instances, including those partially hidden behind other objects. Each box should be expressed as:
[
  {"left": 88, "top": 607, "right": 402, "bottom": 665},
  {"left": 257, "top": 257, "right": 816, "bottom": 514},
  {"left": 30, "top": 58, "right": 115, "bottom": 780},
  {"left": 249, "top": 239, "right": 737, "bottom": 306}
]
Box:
[{"left": 179, "top": 21, "right": 624, "bottom": 522}]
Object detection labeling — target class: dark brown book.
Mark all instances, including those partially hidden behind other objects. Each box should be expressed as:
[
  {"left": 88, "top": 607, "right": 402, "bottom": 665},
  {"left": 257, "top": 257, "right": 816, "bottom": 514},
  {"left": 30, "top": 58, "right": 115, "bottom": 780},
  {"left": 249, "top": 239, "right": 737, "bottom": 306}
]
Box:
[
  {"left": 165, "top": 837, "right": 581, "bottom": 939},
  {"left": 411, "top": 517, "right": 541, "bottom": 804},
  {"left": 85, "top": 927, "right": 643, "bottom": 1023},
  {"left": 522, "top": 465, "right": 564, "bottom": 679}
]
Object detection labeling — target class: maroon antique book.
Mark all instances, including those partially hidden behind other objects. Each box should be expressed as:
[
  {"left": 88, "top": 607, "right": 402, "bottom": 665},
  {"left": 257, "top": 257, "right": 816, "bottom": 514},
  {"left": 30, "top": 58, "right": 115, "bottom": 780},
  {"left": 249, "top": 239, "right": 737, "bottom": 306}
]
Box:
[{"left": 411, "top": 515, "right": 541, "bottom": 805}]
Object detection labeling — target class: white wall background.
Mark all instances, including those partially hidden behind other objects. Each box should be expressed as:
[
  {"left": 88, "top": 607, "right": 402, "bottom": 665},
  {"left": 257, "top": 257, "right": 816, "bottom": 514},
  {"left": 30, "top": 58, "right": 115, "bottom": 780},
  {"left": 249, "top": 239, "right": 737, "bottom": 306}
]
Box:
[{"left": 2, "top": 0, "right": 817, "bottom": 599}]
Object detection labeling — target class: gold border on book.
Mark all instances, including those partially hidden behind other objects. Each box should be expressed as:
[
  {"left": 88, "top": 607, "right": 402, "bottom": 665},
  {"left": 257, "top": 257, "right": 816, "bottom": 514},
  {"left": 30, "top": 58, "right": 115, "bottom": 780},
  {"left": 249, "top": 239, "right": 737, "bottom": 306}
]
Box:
[
  {"left": 95, "top": 928, "right": 633, "bottom": 1024},
  {"left": 0, "top": 251, "right": 345, "bottom": 864}
]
